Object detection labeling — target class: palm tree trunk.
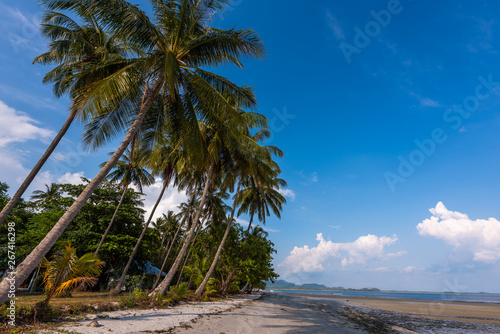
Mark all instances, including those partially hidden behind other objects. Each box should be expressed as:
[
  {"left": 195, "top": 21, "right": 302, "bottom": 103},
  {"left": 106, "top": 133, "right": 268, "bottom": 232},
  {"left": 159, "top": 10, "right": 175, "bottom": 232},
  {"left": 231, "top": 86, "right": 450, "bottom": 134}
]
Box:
[
  {"left": 0, "top": 109, "right": 77, "bottom": 226},
  {"left": 149, "top": 163, "right": 214, "bottom": 296},
  {"left": 176, "top": 220, "right": 202, "bottom": 286},
  {"left": 195, "top": 179, "right": 242, "bottom": 296},
  {"left": 151, "top": 204, "right": 192, "bottom": 290},
  {"left": 27, "top": 266, "right": 41, "bottom": 294},
  {"left": 95, "top": 184, "right": 129, "bottom": 255},
  {"left": 246, "top": 214, "right": 254, "bottom": 232},
  {"left": 111, "top": 179, "right": 168, "bottom": 294},
  {"left": 240, "top": 281, "right": 250, "bottom": 293},
  {"left": 221, "top": 267, "right": 238, "bottom": 294},
  {"left": 0, "top": 82, "right": 162, "bottom": 304}
]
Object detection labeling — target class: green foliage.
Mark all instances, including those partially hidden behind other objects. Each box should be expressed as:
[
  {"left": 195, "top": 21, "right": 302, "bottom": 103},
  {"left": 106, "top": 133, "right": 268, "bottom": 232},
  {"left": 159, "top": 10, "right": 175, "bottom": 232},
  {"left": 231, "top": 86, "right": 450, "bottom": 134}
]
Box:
[
  {"left": 119, "top": 289, "right": 172, "bottom": 309},
  {"left": 3, "top": 0, "right": 284, "bottom": 305},
  {"left": 41, "top": 241, "right": 104, "bottom": 305},
  {"left": 0, "top": 302, "right": 59, "bottom": 326},
  {"left": 1, "top": 178, "right": 160, "bottom": 290},
  {"left": 168, "top": 282, "right": 190, "bottom": 301},
  {"left": 203, "top": 278, "right": 220, "bottom": 300},
  {"left": 123, "top": 274, "right": 149, "bottom": 291},
  {"left": 184, "top": 253, "right": 210, "bottom": 288}
]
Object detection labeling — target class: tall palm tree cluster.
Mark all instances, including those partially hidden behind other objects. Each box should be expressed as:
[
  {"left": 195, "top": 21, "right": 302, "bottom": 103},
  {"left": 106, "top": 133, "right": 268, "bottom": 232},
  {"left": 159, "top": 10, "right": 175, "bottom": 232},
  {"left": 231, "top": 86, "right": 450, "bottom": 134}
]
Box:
[{"left": 0, "top": 0, "right": 286, "bottom": 303}]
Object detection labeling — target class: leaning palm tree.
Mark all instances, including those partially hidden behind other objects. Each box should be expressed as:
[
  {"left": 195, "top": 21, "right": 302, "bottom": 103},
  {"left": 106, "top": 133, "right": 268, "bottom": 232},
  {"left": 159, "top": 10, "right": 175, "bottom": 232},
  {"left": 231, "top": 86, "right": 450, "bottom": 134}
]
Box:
[
  {"left": 0, "top": 6, "right": 137, "bottom": 226},
  {"left": 152, "top": 190, "right": 197, "bottom": 290},
  {"left": 157, "top": 106, "right": 268, "bottom": 296},
  {"left": 195, "top": 119, "right": 283, "bottom": 296},
  {"left": 0, "top": 0, "right": 263, "bottom": 304},
  {"left": 110, "top": 118, "right": 184, "bottom": 294},
  {"left": 95, "top": 145, "right": 154, "bottom": 255},
  {"left": 150, "top": 113, "right": 246, "bottom": 296},
  {"left": 41, "top": 241, "right": 104, "bottom": 306}
]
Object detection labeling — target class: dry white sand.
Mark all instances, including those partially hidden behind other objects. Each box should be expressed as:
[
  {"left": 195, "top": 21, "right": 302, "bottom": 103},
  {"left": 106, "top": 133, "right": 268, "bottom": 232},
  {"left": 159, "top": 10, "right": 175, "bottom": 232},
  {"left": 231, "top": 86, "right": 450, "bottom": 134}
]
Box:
[
  {"left": 50, "top": 294, "right": 260, "bottom": 334},
  {"left": 170, "top": 292, "right": 365, "bottom": 333}
]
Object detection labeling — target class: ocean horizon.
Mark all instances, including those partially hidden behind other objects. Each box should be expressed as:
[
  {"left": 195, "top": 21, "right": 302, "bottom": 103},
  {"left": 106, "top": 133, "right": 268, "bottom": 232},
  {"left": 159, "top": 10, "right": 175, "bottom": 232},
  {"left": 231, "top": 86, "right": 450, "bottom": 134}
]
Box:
[{"left": 268, "top": 289, "right": 500, "bottom": 304}]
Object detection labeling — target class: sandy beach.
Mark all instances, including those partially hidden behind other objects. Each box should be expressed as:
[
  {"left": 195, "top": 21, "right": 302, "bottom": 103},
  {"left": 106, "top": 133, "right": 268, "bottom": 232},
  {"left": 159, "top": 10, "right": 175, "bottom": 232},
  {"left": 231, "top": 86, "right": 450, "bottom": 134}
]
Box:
[
  {"left": 172, "top": 293, "right": 500, "bottom": 334},
  {"left": 47, "top": 292, "right": 500, "bottom": 333}
]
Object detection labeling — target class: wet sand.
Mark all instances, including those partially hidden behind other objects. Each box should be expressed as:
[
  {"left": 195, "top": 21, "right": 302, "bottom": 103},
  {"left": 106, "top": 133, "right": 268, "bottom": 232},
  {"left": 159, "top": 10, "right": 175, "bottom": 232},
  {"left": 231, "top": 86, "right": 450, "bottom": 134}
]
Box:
[
  {"left": 172, "top": 293, "right": 500, "bottom": 334},
  {"left": 294, "top": 293, "right": 500, "bottom": 326}
]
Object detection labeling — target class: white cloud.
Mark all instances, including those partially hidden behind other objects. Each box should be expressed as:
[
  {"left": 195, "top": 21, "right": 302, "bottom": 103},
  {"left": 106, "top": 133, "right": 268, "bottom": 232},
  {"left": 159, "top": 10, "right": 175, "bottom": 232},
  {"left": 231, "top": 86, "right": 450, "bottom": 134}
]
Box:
[
  {"left": 0, "top": 148, "right": 30, "bottom": 184},
  {"left": 419, "top": 97, "right": 442, "bottom": 108},
  {"left": 235, "top": 217, "right": 249, "bottom": 226},
  {"left": 278, "top": 188, "right": 296, "bottom": 201},
  {"left": 58, "top": 172, "right": 85, "bottom": 185},
  {"left": 417, "top": 202, "right": 500, "bottom": 264},
  {"left": 26, "top": 171, "right": 85, "bottom": 195},
  {"left": 372, "top": 267, "right": 391, "bottom": 272},
  {"left": 404, "top": 266, "right": 417, "bottom": 273},
  {"left": 51, "top": 152, "right": 67, "bottom": 162},
  {"left": 140, "top": 178, "right": 188, "bottom": 222},
  {"left": 326, "top": 11, "right": 345, "bottom": 40},
  {"left": 278, "top": 233, "right": 401, "bottom": 275},
  {"left": 297, "top": 171, "right": 318, "bottom": 186},
  {"left": 0, "top": 100, "right": 54, "bottom": 147},
  {"left": 408, "top": 92, "right": 442, "bottom": 108}
]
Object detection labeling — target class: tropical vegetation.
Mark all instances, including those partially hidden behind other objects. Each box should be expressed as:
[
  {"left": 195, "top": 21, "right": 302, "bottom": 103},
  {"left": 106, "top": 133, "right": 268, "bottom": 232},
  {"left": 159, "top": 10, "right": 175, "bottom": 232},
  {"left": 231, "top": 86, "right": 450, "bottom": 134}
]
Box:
[{"left": 0, "top": 0, "right": 285, "bottom": 312}]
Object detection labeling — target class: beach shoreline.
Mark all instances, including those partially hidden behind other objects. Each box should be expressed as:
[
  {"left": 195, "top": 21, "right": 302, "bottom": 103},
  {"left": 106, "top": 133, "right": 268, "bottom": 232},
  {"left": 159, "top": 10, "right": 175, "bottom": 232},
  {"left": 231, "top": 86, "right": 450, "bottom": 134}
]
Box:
[
  {"left": 291, "top": 292, "right": 500, "bottom": 325},
  {"left": 171, "top": 292, "right": 500, "bottom": 334},
  {"left": 44, "top": 292, "right": 500, "bottom": 333}
]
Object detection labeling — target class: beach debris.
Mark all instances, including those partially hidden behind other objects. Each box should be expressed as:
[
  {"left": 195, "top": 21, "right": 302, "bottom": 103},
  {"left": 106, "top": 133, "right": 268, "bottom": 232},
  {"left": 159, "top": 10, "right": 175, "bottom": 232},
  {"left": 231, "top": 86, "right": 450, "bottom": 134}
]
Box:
[{"left": 88, "top": 320, "right": 100, "bottom": 327}]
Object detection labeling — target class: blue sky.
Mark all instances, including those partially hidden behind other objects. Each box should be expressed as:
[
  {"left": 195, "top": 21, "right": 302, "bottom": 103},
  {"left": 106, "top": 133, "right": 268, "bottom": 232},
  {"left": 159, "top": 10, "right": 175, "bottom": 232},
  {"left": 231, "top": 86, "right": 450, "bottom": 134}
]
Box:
[{"left": 1, "top": 0, "right": 500, "bottom": 293}]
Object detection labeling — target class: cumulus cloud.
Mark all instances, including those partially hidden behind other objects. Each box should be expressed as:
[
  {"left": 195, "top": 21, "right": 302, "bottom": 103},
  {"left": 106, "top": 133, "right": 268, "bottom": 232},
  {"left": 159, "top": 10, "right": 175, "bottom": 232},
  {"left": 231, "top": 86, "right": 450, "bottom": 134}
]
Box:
[
  {"left": 27, "top": 171, "right": 85, "bottom": 195},
  {"left": 278, "top": 188, "right": 296, "bottom": 201},
  {"left": 140, "top": 178, "right": 188, "bottom": 222},
  {"left": 278, "top": 233, "right": 401, "bottom": 275},
  {"left": 57, "top": 172, "right": 85, "bottom": 185},
  {"left": 0, "top": 100, "right": 54, "bottom": 147},
  {"left": 417, "top": 202, "right": 500, "bottom": 264}
]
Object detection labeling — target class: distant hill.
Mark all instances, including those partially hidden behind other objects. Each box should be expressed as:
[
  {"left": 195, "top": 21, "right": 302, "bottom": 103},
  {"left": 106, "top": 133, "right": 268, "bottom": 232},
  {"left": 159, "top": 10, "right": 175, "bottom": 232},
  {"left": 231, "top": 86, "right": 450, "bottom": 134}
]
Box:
[
  {"left": 266, "top": 279, "right": 380, "bottom": 291},
  {"left": 266, "top": 280, "right": 331, "bottom": 290},
  {"left": 266, "top": 279, "right": 298, "bottom": 289}
]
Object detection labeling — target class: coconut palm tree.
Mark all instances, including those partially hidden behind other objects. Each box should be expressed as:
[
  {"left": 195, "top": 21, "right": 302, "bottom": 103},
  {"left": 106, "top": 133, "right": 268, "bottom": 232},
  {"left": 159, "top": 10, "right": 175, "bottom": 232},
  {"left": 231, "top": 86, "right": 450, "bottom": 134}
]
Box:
[
  {"left": 0, "top": 0, "right": 263, "bottom": 303},
  {"left": 31, "top": 183, "right": 63, "bottom": 205},
  {"left": 0, "top": 7, "right": 138, "bottom": 226},
  {"left": 159, "top": 108, "right": 262, "bottom": 297},
  {"left": 151, "top": 191, "right": 196, "bottom": 290},
  {"left": 153, "top": 211, "right": 179, "bottom": 251},
  {"left": 237, "top": 176, "right": 287, "bottom": 232},
  {"left": 195, "top": 123, "right": 284, "bottom": 296},
  {"left": 41, "top": 241, "right": 104, "bottom": 306},
  {"left": 95, "top": 145, "right": 154, "bottom": 255}
]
